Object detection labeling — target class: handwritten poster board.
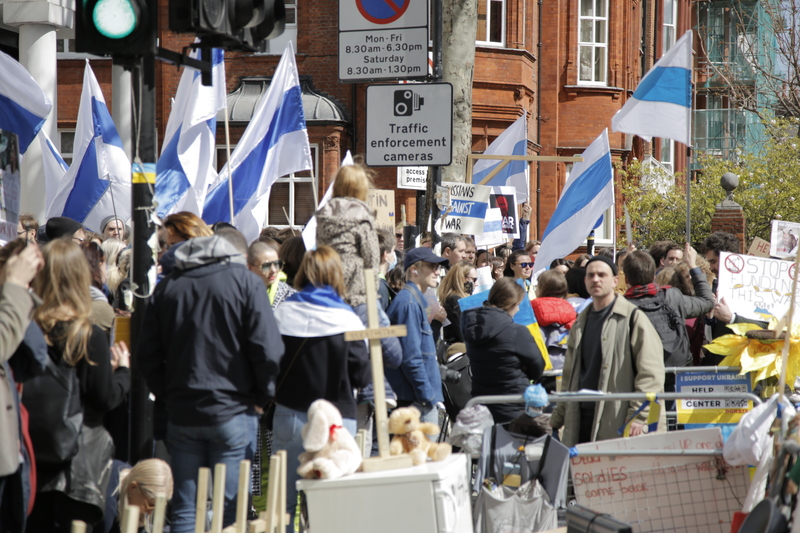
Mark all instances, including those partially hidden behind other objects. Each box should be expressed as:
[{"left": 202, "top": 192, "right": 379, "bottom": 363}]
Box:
[
  {"left": 367, "top": 189, "right": 395, "bottom": 234},
  {"left": 0, "top": 131, "right": 21, "bottom": 244},
  {"left": 748, "top": 236, "right": 771, "bottom": 258},
  {"left": 570, "top": 428, "right": 749, "bottom": 532},
  {"left": 675, "top": 371, "right": 752, "bottom": 424},
  {"left": 717, "top": 251, "right": 799, "bottom": 323},
  {"left": 440, "top": 181, "right": 491, "bottom": 235}
]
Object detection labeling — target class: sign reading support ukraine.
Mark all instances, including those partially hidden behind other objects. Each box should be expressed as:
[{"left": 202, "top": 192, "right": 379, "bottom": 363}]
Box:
[
  {"left": 441, "top": 181, "right": 490, "bottom": 235},
  {"left": 676, "top": 371, "right": 752, "bottom": 424}
]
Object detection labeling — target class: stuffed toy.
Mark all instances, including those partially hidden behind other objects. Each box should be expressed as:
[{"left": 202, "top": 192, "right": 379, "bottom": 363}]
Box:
[
  {"left": 297, "top": 399, "right": 362, "bottom": 480},
  {"left": 388, "top": 406, "right": 452, "bottom": 466}
]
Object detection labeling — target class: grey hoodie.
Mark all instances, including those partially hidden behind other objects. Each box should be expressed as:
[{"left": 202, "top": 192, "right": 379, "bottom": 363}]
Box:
[{"left": 173, "top": 235, "right": 247, "bottom": 271}]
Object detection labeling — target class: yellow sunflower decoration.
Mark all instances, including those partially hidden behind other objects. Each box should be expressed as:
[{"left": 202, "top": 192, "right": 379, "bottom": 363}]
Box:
[{"left": 705, "top": 321, "right": 800, "bottom": 393}]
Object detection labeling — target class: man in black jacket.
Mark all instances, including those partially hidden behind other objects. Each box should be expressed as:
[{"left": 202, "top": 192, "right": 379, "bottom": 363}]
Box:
[{"left": 137, "top": 230, "right": 284, "bottom": 533}]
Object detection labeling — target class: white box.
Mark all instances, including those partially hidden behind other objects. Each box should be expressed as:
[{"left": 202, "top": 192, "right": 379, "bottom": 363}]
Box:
[{"left": 297, "top": 453, "right": 473, "bottom": 533}]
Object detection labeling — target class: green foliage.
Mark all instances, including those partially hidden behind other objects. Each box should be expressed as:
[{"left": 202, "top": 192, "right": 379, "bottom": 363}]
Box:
[{"left": 618, "top": 118, "right": 800, "bottom": 248}]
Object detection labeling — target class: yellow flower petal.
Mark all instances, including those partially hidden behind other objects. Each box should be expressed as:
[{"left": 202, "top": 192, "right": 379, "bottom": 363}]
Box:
[
  {"left": 727, "top": 323, "right": 765, "bottom": 335},
  {"left": 705, "top": 335, "right": 750, "bottom": 356}
]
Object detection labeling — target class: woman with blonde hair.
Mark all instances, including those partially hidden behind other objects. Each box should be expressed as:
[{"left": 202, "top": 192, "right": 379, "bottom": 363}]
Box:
[
  {"left": 437, "top": 262, "right": 478, "bottom": 344},
  {"left": 111, "top": 458, "right": 173, "bottom": 532},
  {"left": 24, "top": 239, "right": 131, "bottom": 531},
  {"left": 271, "top": 245, "right": 371, "bottom": 526}
]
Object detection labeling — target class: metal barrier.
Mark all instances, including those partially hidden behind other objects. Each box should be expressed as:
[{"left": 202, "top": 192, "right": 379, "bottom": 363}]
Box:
[{"left": 541, "top": 366, "right": 743, "bottom": 379}]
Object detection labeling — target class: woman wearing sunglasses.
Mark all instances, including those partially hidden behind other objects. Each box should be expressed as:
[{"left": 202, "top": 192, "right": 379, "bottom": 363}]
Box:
[
  {"left": 247, "top": 241, "right": 296, "bottom": 308},
  {"left": 503, "top": 249, "right": 535, "bottom": 295}
]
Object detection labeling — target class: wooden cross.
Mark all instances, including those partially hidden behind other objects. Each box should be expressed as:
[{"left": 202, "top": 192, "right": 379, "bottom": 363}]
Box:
[
  {"left": 344, "top": 268, "right": 413, "bottom": 472},
  {"left": 467, "top": 154, "right": 585, "bottom": 186}
]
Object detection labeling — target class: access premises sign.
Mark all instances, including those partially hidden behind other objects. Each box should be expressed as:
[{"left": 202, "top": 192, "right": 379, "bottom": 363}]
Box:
[
  {"left": 339, "top": 0, "right": 428, "bottom": 82},
  {"left": 365, "top": 83, "right": 453, "bottom": 167}
]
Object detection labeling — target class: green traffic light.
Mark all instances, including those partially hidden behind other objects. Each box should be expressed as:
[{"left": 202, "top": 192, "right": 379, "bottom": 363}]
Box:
[{"left": 92, "top": 0, "right": 138, "bottom": 39}]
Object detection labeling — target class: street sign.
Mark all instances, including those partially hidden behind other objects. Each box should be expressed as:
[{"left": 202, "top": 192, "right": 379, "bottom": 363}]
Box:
[
  {"left": 397, "top": 166, "right": 427, "bottom": 190},
  {"left": 339, "top": 0, "right": 428, "bottom": 82},
  {"left": 365, "top": 83, "right": 452, "bottom": 167}
]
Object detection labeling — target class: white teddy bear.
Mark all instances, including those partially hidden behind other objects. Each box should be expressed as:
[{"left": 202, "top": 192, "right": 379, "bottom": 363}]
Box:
[{"left": 296, "top": 399, "right": 363, "bottom": 480}]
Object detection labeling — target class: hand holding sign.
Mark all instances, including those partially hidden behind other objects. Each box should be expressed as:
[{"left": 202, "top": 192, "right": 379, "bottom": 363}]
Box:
[
  {"left": 714, "top": 296, "right": 734, "bottom": 323},
  {"left": 684, "top": 243, "right": 698, "bottom": 269}
]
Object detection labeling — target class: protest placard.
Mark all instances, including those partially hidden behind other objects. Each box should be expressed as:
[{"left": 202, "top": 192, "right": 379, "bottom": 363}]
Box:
[
  {"left": 0, "top": 131, "right": 21, "bottom": 244},
  {"left": 474, "top": 207, "right": 505, "bottom": 248},
  {"left": 490, "top": 186, "right": 519, "bottom": 239},
  {"left": 367, "top": 189, "right": 395, "bottom": 233},
  {"left": 771, "top": 219, "right": 800, "bottom": 258},
  {"left": 675, "top": 371, "right": 752, "bottom": 424},
  {"left": 748, "top": 236, "right": 771, "bottom": 258},
  {"left": 717, "top": 251, "right": 799, "bottom": 322},
  {"left": 440, "top": 181, "right": 491, "bottom": 235}
]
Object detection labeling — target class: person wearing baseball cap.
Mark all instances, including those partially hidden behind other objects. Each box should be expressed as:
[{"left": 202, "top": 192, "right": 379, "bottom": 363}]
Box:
[{"left": 386, "top": 247, "right": 450, "bottom": 427}]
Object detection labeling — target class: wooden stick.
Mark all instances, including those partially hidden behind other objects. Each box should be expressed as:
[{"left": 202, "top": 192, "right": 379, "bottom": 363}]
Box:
[
  {"left": 778, "top": 252, "right": 800, "bottom": 400},
  {"left": 364, "top": 270, "right": 390, "bottom": 458},
  {"left": 277, "top": 450, "right": 288, "bottom": 533},
  {"left": 263, "top": 455, "right": 281, "bottom": 532},
  {"left": 71, "top": 521, "right": 86, "bottom": 533},
  {"left": 151, "top": 494, "right": 167, "bottom": 533},
  {"left": 122, "top": 505, "right": 140, "bottom": 533},
  {"left": 196, "top": 467, "right": 210, "bottom": 533},
  {"left": 211, "top": 463, "right": 227, "bottom": 533},
  {"left": 235, "top": 459, "right": 251, "bottom": 533},
  {"left": 248, "top": 518, "right": 267, "bottom": 533}
]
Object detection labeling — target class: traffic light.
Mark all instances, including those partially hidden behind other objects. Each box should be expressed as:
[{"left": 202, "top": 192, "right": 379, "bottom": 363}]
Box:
[
  {"left": 75, "top": 0, "right": 157, "bottom": 57},
  {"left": 169, "top": 0, "right": 286, "bottom": 50}
]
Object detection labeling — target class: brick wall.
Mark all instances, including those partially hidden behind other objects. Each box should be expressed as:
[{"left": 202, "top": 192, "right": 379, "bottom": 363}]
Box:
[{"left": 711, "top": 203, "right": 746, "bottom": 254}]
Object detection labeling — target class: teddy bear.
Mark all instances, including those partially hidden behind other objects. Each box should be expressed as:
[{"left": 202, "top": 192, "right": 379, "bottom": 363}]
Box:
[
  {"left": 388, "top": 406, "right": 452, "bottom": 466},
  {"left": 297, "top": 399, "right": 362, "bottom": 480}
]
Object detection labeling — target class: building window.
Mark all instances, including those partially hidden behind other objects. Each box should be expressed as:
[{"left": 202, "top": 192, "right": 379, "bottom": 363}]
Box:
[
  {"left": 662, "top": 0, "right": 677, "bottom": 55},
  {"left": 476, "top": 0, "right": 505, "bottom": 46},
  {"left": 659, "top": 138, "right": 674, "bottom": 173},
  {"left": 59, "top": 130, "right": 75, "bottom": 166},
  {"left": 215, "top": 144, "right": 318, "bottom": 228},
  {"left": 578, "top": 0, "right": 608, "bottom": 84},
  {"left": 56, "top": 39, "right": 102, "bottom": 60},
  {"left": 257, "top": 0, "right": 298, "bottom": 54}
]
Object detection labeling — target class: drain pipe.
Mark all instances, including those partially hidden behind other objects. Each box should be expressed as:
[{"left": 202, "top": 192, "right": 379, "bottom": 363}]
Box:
[{"left": 536, "top": 0, "right": 543, "bottom": 238}]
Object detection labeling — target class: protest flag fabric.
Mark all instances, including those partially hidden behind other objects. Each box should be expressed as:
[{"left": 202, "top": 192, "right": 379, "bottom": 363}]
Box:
[
  {"left": 47, "top": 60, "right": 131, "bottom": 232},
  {"left": 203, "top": 42, "right": 312, "bottom": 242},
  {"left": 471, "top": 115, "right": 529, "bottom": 202},
  {"left": 0, "top": 50, "right": 52, "bottom": 153},
  {"left": 302, "top": 151, "right": 354, "bottom": 251},
  {"left": 155, "top": 48, "right": 226, "bottom": 218},
  {"left": 533, "top": 129, "right": 614, "bottom": 274},
  {"left": 611, "top": 30, "right": 693, "bottom": 146},
  {"left": 39, "top": 131, "right": 69, "bottom": 216}
]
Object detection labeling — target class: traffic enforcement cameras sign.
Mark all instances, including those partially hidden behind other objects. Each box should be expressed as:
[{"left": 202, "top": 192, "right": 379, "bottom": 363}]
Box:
[{"left": 365, "top": 83, "right": 453, "bottom": 167}]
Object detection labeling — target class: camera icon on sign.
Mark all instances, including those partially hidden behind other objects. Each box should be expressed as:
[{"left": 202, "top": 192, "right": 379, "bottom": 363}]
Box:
[{"left": 394, "top": 90, "right": 424, "bottom": 116}]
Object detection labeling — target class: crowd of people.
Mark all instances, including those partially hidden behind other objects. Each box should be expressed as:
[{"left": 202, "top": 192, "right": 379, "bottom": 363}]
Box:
[{"left": 0, "top": 161, "right": 754, "bottom": 532}]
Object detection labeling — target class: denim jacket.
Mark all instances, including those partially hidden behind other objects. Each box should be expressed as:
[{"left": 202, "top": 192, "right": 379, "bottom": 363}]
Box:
[{"left": 385, "top": 282, "right": 444, "bottom": 405}]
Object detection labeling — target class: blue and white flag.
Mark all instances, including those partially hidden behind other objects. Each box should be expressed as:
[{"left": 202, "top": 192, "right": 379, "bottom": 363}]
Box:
[
  {"left": 273, "top": 285, "right": 365, "bottom": 338},
  {"left": 203, "top": 42, "right": 311, "bottom": 242},
  {"left": 156, "top": 48, "right": 226, "bottom": 218},
  {"left": 39, "top": 131, "right": 69, "bottom": 215},
  {"left": 47, "top": 61, "right": 131, "bottom": 232},
  {"left": 472, "top": 115, "right": 529, "bottom": 202},
  {"left": 0, "top": 50, "right": 52, "bottom": 153},
  {"left": 301, "top": 151, "right": 354, "bottom": 251},
  {"left": 612, "top": 30, "right": 693, "bottom": 146},
  {"left": 533, "top": 129, "right": 614, "bottom": 274}
]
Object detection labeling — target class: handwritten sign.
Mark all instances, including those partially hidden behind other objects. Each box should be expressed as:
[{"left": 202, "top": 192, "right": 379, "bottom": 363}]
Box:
[
  {"left": 748, "top": 236, "right": 771, "bottom": 258},
  {"left": 675, "top": 372, "right": 752, "bottom": 424},
  {"left": 717, "top": 251, "right": 799, "bottom": 322},
  {"left": 570, "top": 428, "right": 749, "bottom": 533},
  {"left": 0, "top": 131, "right": 21, "bottom": 244},
  {"left": 367, "top": 189, "right": 395, "bottom": 233},
  {"left": 440, "top": 181, "right": 491, "bottom": 235}
]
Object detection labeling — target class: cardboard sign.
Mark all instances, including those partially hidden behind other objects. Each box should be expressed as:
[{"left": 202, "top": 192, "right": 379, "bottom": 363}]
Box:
[
  {"left": 771, "top": 219, "right": 800, "bottom": 258},
  {"left": 717, "top": 251, "right": 799, "bottom": 322},
  {"left": 474, "top": 207, "right": 505, "bottom": 248},
  {"left": 440, "top": 181, "right": 491, "bottom": 235},
  {"left": 748, "top": 236, "right": 771, "bottom": 258},
  {"left": 675, "top": 371, "right": 752, "bottom": 424},
  {"left": 571, "top": 428, "right": 749, "bottom": 533},
  {"left": 489, "top": 186, "right": 519, "bottom": 239},
  {"left": 367, "top": 189, "right": 395, "bottom": 233},
  {"left": 0, "top": 131, "right": 21, "bottom": 244}
]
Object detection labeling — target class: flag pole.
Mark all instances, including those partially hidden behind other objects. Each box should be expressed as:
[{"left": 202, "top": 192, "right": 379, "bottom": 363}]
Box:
[
  {"left": 222, "top": 57, "right": 234, "bottom": 224},
  {"left": 686, "top": 145, "right": 692, "bottom": 244},
  {"left": 108, "top": 181, "right": 119, "bottom": 235}
]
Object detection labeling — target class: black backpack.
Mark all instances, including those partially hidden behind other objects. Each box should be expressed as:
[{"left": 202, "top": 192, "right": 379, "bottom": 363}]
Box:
[{"left": 628, "top": 291, "right": 691, "bottom": 367}]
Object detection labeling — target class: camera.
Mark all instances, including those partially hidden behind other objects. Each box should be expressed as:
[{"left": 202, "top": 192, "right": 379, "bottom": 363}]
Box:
[{"left": 394, "top": 90, "right": 424, "bottom": 116}]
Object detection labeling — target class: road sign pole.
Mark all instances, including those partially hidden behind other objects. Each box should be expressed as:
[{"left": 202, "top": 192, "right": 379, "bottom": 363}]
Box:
[{"left": 430, "top": 0, "right": 443, "bottom": 245}]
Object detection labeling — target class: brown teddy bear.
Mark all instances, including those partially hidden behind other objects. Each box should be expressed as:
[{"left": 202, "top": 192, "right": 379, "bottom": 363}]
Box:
[{"left": 388, "top": 406, "right": 452, "bottom": 466}]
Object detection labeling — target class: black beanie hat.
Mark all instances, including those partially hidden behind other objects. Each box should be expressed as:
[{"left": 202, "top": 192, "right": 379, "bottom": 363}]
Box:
[
  {"left": 45, "top": 217, "right": 83, "bottom": 241},
  {"left": 585, "top": 255, "right": 618, "bottom": 276}
]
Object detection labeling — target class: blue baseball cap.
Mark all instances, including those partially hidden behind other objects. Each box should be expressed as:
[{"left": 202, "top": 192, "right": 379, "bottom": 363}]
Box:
[{"left": 403, "top": 247, "right": 449, "bottom": 270}]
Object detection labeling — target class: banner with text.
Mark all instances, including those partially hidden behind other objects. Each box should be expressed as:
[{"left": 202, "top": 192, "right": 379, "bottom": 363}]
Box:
[
  {"left": 367, "top": 189, "right": 395, "bottom": 233},
  {"left": 440, "top": 181, "right": 491, "bottom": 235},
  {"left": 676, "top": 371, "right": 752, "bottom": 424},
  {"left": 717, "top": 251, "right": 799, "bottom": 323}
]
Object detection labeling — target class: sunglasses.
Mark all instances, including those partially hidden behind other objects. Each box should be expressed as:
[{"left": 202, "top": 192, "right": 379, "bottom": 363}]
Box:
[
  {"left": 515, "top": 262, "right": 534, "bottom": 268},
  {"left": 259, "top": 260, "right": 284, "bottom": 272}
]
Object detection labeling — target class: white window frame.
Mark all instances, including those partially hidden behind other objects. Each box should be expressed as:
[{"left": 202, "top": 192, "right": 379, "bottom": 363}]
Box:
[
  {"left": 659, "top": 138, "right": 674, "bottom": 174},
  {"left": 662, "top": 0, "right": 677, "bottom": 55},
  {"left": 577, "top": 0, "right": 609, "bottom": 85},
  {"left": 476, "top": 0, "right": 506, "bottom": 47},
  {"left": 58, "top": 130, "right": 76, "bottom": 166},
  {"left": 258, "top": 0, "right": 298, "bottom": 54}
]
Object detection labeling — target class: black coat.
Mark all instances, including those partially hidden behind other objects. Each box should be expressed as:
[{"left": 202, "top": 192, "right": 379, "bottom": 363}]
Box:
[{"left": 461, "top": 306, "right": 545, "bottom": 424}]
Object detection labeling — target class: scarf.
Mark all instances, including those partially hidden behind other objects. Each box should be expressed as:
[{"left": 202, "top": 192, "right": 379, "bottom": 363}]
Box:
[{"left": 624, "top": 282, "right": 671, "bottom": 299}]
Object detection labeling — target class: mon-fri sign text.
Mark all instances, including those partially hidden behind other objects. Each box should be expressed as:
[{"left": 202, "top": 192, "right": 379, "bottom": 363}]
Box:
[{"left": 717, "top": 251, "right": 800, "bottom": 322}]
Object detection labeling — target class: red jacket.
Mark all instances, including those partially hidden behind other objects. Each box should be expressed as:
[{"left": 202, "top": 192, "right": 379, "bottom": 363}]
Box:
[{"left": 531, "top": 297, "right": 577, "bottom": 329}]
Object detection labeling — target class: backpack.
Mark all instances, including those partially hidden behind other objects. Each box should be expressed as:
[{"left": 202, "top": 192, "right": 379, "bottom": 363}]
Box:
[
  {"left": 21, "top": 353, "right": 83, "bottom": 465},
  {"left": 628, "top": 290, "right": 691, "bottom": 367}
]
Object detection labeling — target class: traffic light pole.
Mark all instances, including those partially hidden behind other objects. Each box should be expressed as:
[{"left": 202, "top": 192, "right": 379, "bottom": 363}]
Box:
[{"left": 129, "top": 54, "right": 157, "bottom": 463}]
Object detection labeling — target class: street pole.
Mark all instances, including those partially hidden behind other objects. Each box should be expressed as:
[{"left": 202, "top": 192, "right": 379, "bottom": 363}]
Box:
[
  {"left": 430, "top": 0, "right": 443, "bottom": 246},
  {"left": 129, "top": 53, "right": 157, "bottom": 463}
]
